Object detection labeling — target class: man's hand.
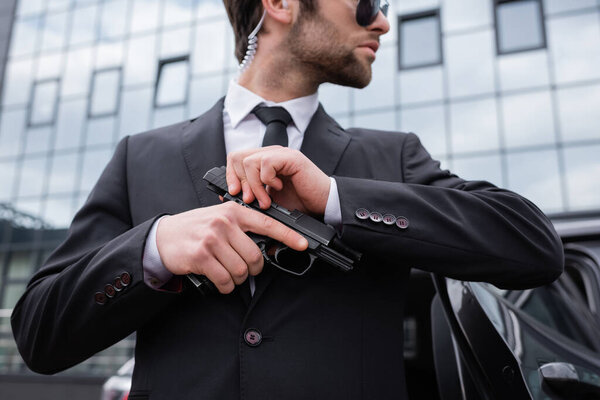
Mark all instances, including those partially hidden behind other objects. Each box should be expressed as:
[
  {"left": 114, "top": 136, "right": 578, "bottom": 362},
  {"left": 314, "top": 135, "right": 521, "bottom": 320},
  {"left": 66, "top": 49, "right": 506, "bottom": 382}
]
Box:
[
  {"left": 225, "top": 146, "right": 331, "bottom": 215},
  {"left": 156, "top": 202, "right": 308, "bottom": 294}
]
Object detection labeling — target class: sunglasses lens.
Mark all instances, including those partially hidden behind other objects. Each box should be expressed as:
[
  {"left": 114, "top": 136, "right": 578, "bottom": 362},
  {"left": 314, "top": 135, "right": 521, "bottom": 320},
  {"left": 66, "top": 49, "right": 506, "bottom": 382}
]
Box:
[{"left": 356, "top": 0, "right": 380, "bottom": 26}]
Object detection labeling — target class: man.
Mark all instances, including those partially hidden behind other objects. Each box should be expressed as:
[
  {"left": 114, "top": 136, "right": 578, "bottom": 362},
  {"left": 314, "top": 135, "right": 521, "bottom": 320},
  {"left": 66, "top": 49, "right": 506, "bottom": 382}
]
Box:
[{"left": 11, "top": 0, "right": 563, "bottom": 399}]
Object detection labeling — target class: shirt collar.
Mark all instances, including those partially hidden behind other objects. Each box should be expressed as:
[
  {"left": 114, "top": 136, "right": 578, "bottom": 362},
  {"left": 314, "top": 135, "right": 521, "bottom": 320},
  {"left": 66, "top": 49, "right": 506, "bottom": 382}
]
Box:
[{"left": 224, "top": 79, "right": 319, "bottom": 134}]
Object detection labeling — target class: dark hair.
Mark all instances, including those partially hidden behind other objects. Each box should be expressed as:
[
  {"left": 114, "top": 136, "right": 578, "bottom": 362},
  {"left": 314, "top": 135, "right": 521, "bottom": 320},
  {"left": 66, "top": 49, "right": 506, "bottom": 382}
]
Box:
[{"left": 223, "top": 0, "right": 317, "bottom": 63}]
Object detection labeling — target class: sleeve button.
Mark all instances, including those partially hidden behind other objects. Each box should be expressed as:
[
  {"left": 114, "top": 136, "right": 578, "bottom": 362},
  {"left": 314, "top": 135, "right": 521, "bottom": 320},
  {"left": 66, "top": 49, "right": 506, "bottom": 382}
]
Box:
[
  {"left": 94, "top": 292, "right": 107, "bottom": 305},
  {"left": 382, "top": 214, "right": 396, "bottom": 225},
  {"left": 355, "top": 208, "right": 370, "bottom": 220},
  {"left": 369, "top": 212, "right": 383, "bottom": 223},
  {"left": 396, "top": 217, "right": 409, "bottom": 229}
]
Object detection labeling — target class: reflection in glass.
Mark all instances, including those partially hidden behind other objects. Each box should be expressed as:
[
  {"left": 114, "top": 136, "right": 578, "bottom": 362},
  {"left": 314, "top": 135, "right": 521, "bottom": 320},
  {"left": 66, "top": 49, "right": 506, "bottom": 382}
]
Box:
[
  {"left": 496, "top": 0, "right": 545, "bottom": 54},
  {"left": 86, "top": 116, "right": 116, "bottom": 147},
  {"left": 319, "top": 83, "right": 351, "bottom": 115},
  {"left": 153, "top": 106, "right": 185, "bottom": 129},
  {"left": 30, "top": 79, "right": 59, "bottom": 126},
  {"left": 443, "top": 0, "right": 491, "bottom": 32},
  {"left": 17, "top": 0, "right": 45, "bottom": 16},
  {"left": 450, "top": 97, "right": 499, "bottom": 153},
  {"left": 398, "top": 66, "right": 444, "bottom": 105},
  {"left": 35, "top": 53, "right": 63, "bottom": 80},
  {"left": 162, "top": 0, "right": 193, "bottom": 27},
  {"left": 445, "top": 30, "right": 495, "bottom": 98},
  {"left": 543, "top": 0, "right": 597, "bottom": 15},
  {"left": 498, "top": 50, "right": 549, "bottom": 92},
  {"left": 61, "top": 47, "right": 93, "bottom": 97},
  {"left": 3, "top": 283, "right": 27, "bottom": 309},
  {"left": 398, "top": 11, "right": 441, "bottom": 69},
  {"left": 507, "top": 150, "right": 562, "bottom": 212},
  {"left": 7, "top": 252, "right": 35, "bottom": 279},
  {"left": 23, "top": 126, "right": 52, "bottom": 155},
  {"left": 160, "top": 26, "right": 191, "bottom": 59},
  {"left": 124, "top": 34, "right": 157, "bottom": 86},
  {"left": 155, "top": 58, "right": 189, "bottom": 107},
  {"left": 502, "top": 90, "right": 555, "bottom": 149},
  {"left": 0, "top": 162, "right": 16, "bottom": 200},
  {"left": 90, "top": 68, "right": 121, "bottom": 117},
  {"left": 48, "top": 153, "right": 78, "bottom": 195},
  {"left": 452, "top": 153, "right": 503, "bottom": 186},
  {"left": 547, "top": 12, "right": 600, "bottom": 85},
  {"left": 40, "top": 11, "right": 68, "bottom": 52},
  {"left": 119, "top": 87, "right": 153, "bottom": 136},
  {"left": 400, "top": 104, "right": 446, "bottom": 157},
  {"left": 557, "top": 84, "right": 600, "bottom": 142},
  {"left": 354, "top": 45, "right": 395, "bottom": 110},
  {"left": 44, "top": 196, "right": 75, "bottom": 228},
  {"left": 55, "top": 98, "right": 87, "bottom": 150},
  {"left": 95, "top": 41, "right": 124, "bottom": 69},
  {"left": 0, "top": 108, "right": 27, "bottom": 157},
  {"left": 10, "top": 16, "right": 40, "bottom": 57},
  {"left": 353, "top": 110, "right": 396, "bottom": 131},
  {"left": 70, "top": 4, "right": 98, "bottom": 46},
  {"left": 2, "top": 58, "right": 34, "bottom": 106},
  {"left": 79, "top": 148, "right": 113, "bottom": 192},
  {"left": 188, "top": 76, "right": 226, "bottom": 117},
  {"left": 99, "top": 0, "right": 128, "bottom": 39},
  {"left": 564, "top": 144, "right": 600, "bottom": 211},
  {"left": 17, "top": 156, "right": 48, "bottom": 198},
  {"left": 13, "top": 198, "right": 43, "bottom": 221},
  {"left": 192, "top": 20, "right": 227, "bottom": 74},
  {"left": 130, "top": 0, "right": 160, "bottom": 34}
]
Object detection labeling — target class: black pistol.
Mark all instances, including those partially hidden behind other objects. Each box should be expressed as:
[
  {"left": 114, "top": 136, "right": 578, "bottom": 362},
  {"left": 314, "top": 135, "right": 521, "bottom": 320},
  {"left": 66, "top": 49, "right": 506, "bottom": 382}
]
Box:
[{"left": 186, "top": 166, "right": 361, "bottom": 294}]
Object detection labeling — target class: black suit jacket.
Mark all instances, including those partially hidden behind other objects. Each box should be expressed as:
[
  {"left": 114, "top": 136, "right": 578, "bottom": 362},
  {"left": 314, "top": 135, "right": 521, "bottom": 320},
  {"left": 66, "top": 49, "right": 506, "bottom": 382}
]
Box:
[{"left": 11, "top": 98, "right": 563, "bottom": 399}]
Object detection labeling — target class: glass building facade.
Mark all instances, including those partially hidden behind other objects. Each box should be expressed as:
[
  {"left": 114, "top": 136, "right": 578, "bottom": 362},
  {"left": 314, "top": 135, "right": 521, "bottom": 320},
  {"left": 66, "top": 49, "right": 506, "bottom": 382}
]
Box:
[{"left": 0, "top": 0, "right": 599, "bottom": 380}]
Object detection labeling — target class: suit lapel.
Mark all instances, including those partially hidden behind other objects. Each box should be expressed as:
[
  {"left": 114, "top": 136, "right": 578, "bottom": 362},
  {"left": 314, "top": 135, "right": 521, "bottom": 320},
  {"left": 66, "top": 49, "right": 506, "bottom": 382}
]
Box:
[
  {"left": 180, "top": 97, "right": 227, "bottom": 209},
  {"left": 247, "top": 103, "right": 352, "bottom": 310}
]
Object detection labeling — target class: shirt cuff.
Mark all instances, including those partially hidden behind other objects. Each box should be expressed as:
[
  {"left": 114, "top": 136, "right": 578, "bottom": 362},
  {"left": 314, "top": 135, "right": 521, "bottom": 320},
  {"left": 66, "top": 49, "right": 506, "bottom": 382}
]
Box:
[
  {"left": 324, "top": 177, "right": 342, "bottom": 232},
  {"left": 143, "top": 216, "right": 174, "bottom": 289}
]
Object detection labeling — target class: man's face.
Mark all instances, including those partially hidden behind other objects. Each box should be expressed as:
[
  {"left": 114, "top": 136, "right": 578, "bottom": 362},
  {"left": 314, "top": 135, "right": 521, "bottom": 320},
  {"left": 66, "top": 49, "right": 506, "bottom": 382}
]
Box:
[{"left": 285, "top": 0, "right": 390, "bottom": 88}]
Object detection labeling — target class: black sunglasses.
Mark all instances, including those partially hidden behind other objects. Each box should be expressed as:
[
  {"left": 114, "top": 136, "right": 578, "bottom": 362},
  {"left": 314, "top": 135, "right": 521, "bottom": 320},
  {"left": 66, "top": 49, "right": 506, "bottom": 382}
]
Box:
[{"left": 356, "top": 0, "right": 389, "bottom": 27}]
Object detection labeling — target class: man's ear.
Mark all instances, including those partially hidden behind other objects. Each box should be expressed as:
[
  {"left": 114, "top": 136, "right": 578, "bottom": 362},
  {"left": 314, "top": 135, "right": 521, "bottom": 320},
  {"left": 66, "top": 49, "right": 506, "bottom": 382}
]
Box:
[{"left": 262, "top": 0, "right": 294, "bottom": 25}]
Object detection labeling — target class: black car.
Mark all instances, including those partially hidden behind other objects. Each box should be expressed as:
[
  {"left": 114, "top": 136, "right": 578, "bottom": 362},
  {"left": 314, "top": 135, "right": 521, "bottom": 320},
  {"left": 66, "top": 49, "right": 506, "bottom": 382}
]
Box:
[
  {"left": 405, "top": 211, "right": 600, "bottom": 400},
  {"left": 103, "top": 213, "right": 600, "bottom": 400}
]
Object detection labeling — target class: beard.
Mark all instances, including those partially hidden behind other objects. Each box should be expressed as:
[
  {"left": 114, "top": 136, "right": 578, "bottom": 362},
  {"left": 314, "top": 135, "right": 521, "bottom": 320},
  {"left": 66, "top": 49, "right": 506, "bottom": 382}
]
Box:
[{"left": 284, "top": 11, "right": 373, "bottom": 89}]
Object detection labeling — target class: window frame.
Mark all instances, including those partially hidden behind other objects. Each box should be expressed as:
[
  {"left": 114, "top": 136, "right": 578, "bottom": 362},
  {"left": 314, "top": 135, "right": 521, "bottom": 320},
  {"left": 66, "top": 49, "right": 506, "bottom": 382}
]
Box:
[
  {"left": 493, "top": 0, "right": 548, "bottom": 56},
  {"left": 397, "top": 9, "right": 443, "bottom": 71},
  {"left": 27, "top": 78, "right": 60, "bottom": 127},
  {"left": 88, "top": 66, "right": 123, "bottom": 119},
  {"left": 153, "top": 55, "right": 190, "bottom": 108}
]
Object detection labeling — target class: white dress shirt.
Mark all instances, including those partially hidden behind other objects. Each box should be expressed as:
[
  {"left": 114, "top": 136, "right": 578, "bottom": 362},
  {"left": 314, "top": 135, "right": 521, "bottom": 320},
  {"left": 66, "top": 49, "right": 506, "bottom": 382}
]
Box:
[{"left": 143, "top": 80, "right": 342, "bottom": 292}]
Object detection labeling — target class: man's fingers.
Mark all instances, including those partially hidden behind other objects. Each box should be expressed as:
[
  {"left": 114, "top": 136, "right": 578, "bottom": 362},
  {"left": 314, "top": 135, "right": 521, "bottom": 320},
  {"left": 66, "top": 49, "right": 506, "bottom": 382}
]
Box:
[
  {"left": 225, "top": 156, "right": 241, "bottom": 195},
  {"left": 228, "top": 228, "right": 265, "bottom": 276},
  {"left": 239, "top": 208, "right": 308, "bottom": 251},
  {"left": 244, "top": 158, "right": 271, "bottom": 209},
  {"left": 200, "top": 258, "right": 235, "bottom": 294},
  {"left": 213, "top": 242, "right": 249, "bottom": 286}
]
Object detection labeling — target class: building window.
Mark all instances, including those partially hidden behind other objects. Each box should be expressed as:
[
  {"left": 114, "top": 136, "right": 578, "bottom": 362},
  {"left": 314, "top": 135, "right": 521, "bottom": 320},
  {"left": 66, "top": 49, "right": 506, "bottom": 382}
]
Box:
[
  {"left": 89, "top": 67, "right": 122, "bottom": 118},
  {"left": 28, "top": 79, "right": 59, "bottom": 126},
  {"left": 397, "top": 10, "right": 442, "bottom": 70},
  {"left": 154, "top": 55, "right": 190, "bottom": 108},
  {"left": 494, "top": 0, "right": 546, "bottom": 55}
]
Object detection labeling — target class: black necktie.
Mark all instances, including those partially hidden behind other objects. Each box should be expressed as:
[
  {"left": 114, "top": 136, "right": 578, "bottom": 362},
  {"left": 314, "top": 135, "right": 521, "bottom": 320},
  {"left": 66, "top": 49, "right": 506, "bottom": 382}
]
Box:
[{"left": 252, "top": 106, "right": 292, "bottom": 147}]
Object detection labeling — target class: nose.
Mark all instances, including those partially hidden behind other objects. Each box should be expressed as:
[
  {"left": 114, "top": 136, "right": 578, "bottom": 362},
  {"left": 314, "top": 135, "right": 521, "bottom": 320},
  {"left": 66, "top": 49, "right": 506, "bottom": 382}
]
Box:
[{"left": 368, "top": 9, "right": 390, "bottom": 35}]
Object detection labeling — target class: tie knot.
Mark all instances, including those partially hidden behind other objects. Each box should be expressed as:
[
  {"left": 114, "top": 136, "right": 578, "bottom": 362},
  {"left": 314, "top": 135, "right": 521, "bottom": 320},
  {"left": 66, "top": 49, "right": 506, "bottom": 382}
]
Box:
[{"left": 252, "top": 106, "right": 292, "bottom": 127}]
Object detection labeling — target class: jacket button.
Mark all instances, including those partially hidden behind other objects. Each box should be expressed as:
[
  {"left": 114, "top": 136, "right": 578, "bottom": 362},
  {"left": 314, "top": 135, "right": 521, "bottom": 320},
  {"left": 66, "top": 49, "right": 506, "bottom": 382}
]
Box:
[
  {"left": 104, "top": 284, "right": 116, "bottom": 298},
  {"left": 120, "top": 272, "right": 131, "bottom": 286},
  {"left": 396, "top": 217, "right": 409, "bottom": 229},
  {"left": 244, "top": 328, "right": 262, "bottom": 347},
  {"left": 382, "top": 214, "right": 396, "bottom": 225},
  {"left": 94, "top": 292, "right": 107, "bottom": 305},
  {"left": 369, "top": 212, "right": 383, "bottom": 223},
  {"left": 355, "top": 208, "right": 370, "bottom": 220},
  {"left": 113, "top": 277, "right": 124, "bottom": 291}
]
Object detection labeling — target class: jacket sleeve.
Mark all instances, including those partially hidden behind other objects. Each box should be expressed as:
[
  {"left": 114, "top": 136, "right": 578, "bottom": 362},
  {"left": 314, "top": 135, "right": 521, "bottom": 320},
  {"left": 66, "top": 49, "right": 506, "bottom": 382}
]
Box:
[
  {"left": 334, "top": 133, "right": 564, "bottom": 290},
  {"left": 11, "top": 137, "right": 180, "bottom": 374}
]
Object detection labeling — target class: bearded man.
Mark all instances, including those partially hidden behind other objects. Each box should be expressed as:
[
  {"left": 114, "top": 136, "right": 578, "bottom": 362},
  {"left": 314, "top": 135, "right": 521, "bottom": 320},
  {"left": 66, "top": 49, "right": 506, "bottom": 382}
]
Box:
[{"left": 11, "top": 1, "right": 563, "bottom": 399}]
